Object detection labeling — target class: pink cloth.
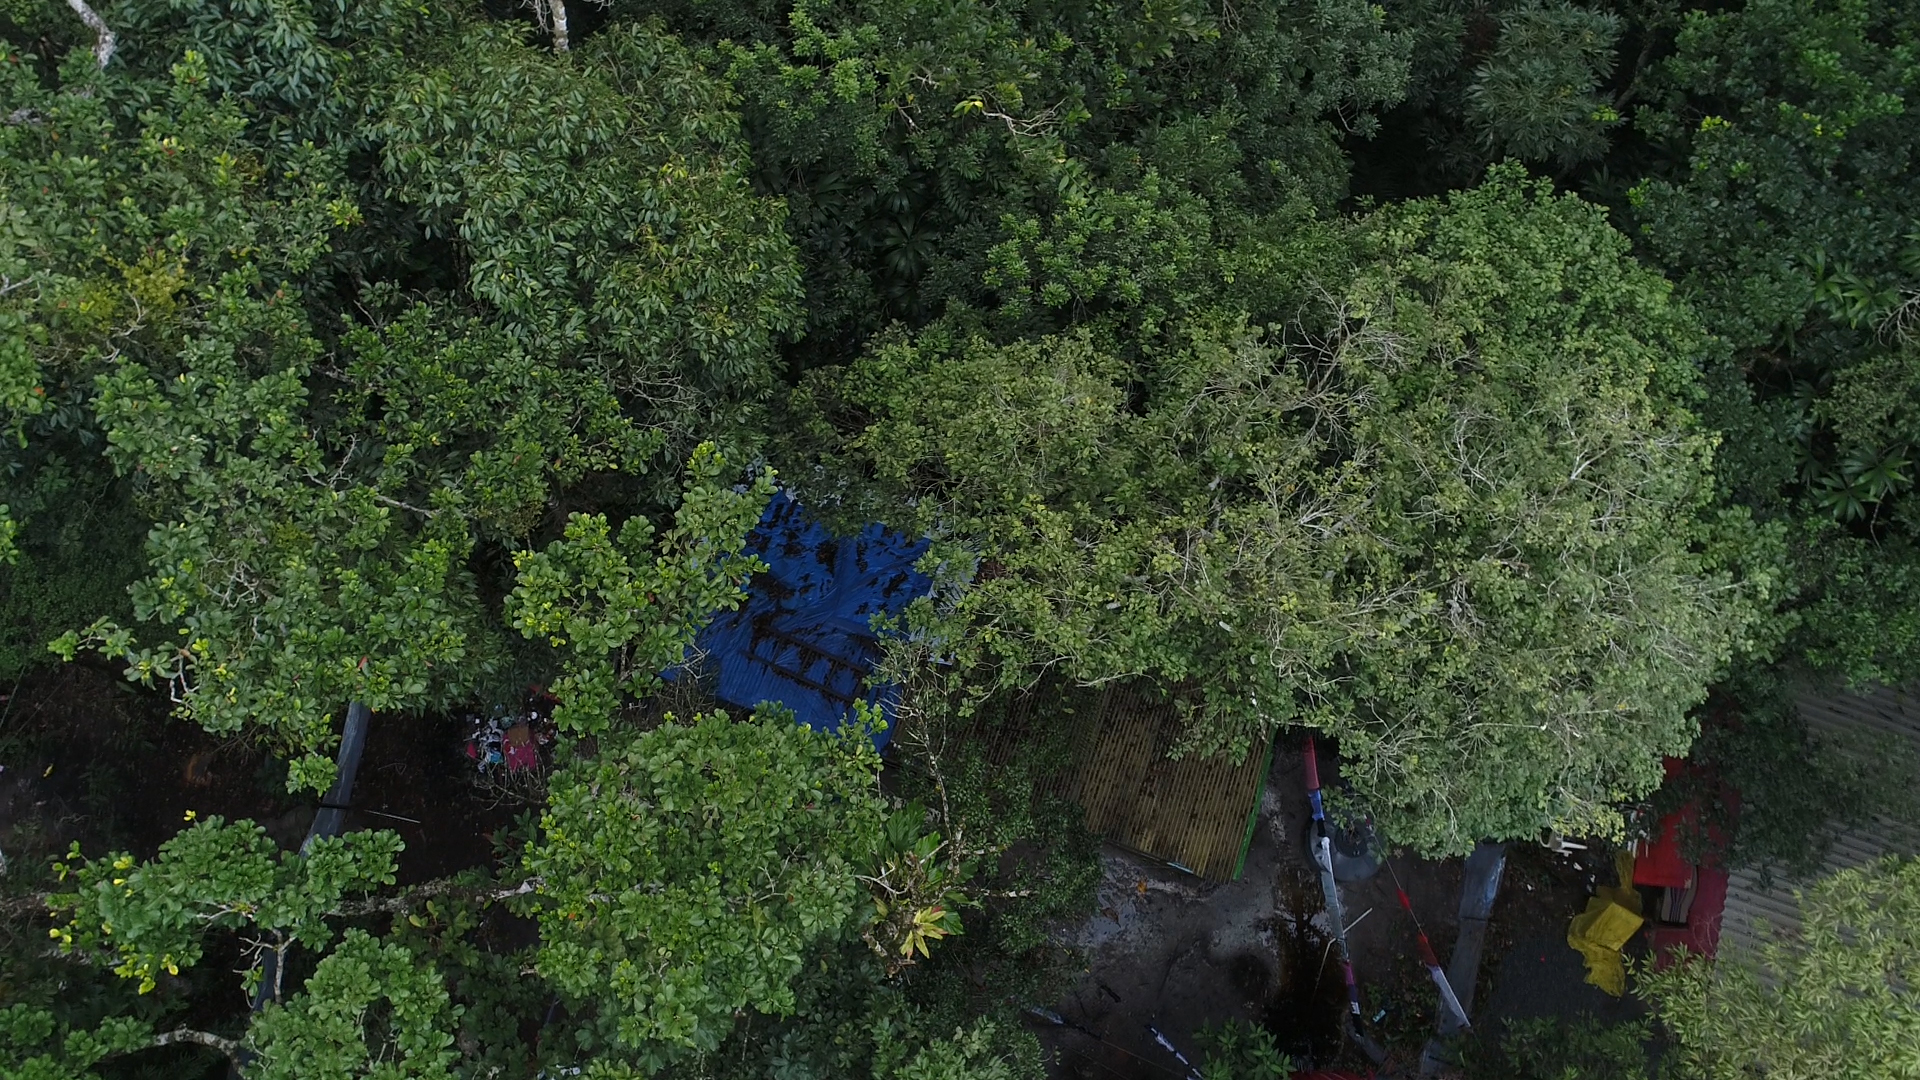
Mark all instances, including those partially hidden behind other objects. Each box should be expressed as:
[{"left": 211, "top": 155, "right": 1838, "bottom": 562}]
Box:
[{"left": 504, "top": 740, "right": 540, "bottom": 773}]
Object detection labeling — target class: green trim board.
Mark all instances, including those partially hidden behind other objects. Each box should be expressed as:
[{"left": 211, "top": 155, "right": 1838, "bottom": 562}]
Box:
[{"left": 1231, "top": 735, "right": 1277, "bottom": 880}]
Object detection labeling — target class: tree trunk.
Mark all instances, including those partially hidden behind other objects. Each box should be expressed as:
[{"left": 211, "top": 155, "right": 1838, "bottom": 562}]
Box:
[
  {"left": 547, "top": 0, "right": 569, "bottom": 52},
  {"left": 305, "top": 700, "right": 372, "bottom": 849},
  {"left": 250, "top": 701, "right": 372, "bottom": 1018},
  {"left": 155, "top": 1028, "right": 241, "bottom": 1059}
]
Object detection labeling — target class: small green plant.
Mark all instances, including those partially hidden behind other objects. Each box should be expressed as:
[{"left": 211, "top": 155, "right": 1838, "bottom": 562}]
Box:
[
  {"left": 1805, "top": 249, "right": 1903, "bottom": 330},
  {"left": 1195, "top": 1019, "right": 1293, "bottom": 1080},
  {"left": 861, "top": 801, "right": 978, "bottom": 971},
  {"left": 1463, "top": 1015, "right": 1653, "bottom": 1080}
]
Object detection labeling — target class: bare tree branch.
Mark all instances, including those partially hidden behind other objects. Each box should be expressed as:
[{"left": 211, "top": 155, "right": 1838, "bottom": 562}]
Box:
[
  {"left": 0, "top": 891, "right": 49, "bottom": 919},
  {"left": 153, "top": 1028, "right": 241, "bottom": 1058},
  {"left": 374, "top": 493, "right": 440, "bottom": 519},
  {"left": 335, "top": 876, "right": 541, "bottom": 916},
  {"left": 1879, "top": 288, "right": 1920, "bottom": 346},
  {"left": 64, "top": 0, "right": 115, "bottom": 69}
]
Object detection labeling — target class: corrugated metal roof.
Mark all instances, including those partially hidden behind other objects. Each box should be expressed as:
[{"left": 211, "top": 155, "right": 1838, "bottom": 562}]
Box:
[
  {"left": 692, "top": 493, "right": 930, "bottom": 750},
  {"left": 1719, "top": 685, "right": 1920, "bottom": 956}
]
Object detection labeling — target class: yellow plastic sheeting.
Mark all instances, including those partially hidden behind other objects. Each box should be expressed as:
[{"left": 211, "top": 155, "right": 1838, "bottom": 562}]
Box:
[{"left": 1566, "top": 851, "right": 1644, "bottom": 996}]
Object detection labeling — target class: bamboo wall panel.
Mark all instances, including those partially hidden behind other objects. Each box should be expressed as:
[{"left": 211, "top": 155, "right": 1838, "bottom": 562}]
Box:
[{"left": 984, "top": 680, "right": 1271, "bottom": 880}]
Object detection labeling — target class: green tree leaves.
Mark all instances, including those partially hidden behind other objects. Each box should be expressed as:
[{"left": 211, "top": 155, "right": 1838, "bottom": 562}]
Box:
[
  {"left": 35, "top": 823, "right": 456, "bottom": 1080},
  {"left": 11, "top": 0, "right": 1912, "bottom": 1073},
  {"left": 1625, "top": 0, "right": 1920, "bottom": 693},
  {"left": 1630, "top": 0, "right": 1920, "bottom": 354},
  {"left": 526, "top": 708, "right": 886, "bottom": 1059},
  {"left": 248, "top": 931, "right": 459, "bottom": 1080},
  {"left": 335, "top": 304, "right": 664, "bottom": 543},
  {"left": 48, "top": 817, "right": 402, "bottom": 995},
  {"left": 800, "top": 168, "right": 1767, "bottom": 852},
  {"left": 58, "top": 280, "right": 484, "bottom": 777},
  {"left": 377, "top": 21, "right": 803, "bottom": 413},
  {"left": 0, "top": 45, "right": 348, "bottom": 564},
  {"left": 1464, "top": 2, "right": 1623, "bottom": 168},
  {"left": 505, "top": 444, "right": 773, "bottom": 734},
  {"left": 674, "top": 0, "right": 1407, "bottom": 351},
  {"left": 1332, "top": 167, "right": 1771, "bottom": 847},
  {"left": 33, "top": 50, "right": 771, "bottom": 776},
  {"left": 0, "top": 1006, "right": 153, "bottom": 1080},
  {"left": 1642, "top": 856, "right": 1920, "bottom": 1079}
]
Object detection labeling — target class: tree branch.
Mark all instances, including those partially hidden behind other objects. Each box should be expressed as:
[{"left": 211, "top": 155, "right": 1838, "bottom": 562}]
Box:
[
  {"left": 153, "top": 1027, "right": 241, "bottom": 1059},
  {"left": 0, "top": 892, "right": 49, "bottom": 919},
  {"left": 1611, "top": 30, "right": 1658, "bottom": 114},
  {"left": 64, "top": 0, "right": 115, "bottom": 68},
  {"left": 374, "top": 494, "right": 439, "bottom": 518},
  {"left": 336, "top": 876, "right": 541, "bottom": 916}
]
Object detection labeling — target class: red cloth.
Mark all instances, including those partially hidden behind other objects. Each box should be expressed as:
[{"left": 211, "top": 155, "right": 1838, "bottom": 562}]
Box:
[
  {"left": 1635, "top": 755, "right": 1738, "bottom": 962},
  {"left": 504, "top": 740, "right": 540, "bottom": 773},
  {"left": 1646, "top": 862, "right": 1727, "bottom": 965},
  {"left": 1634, "top": 810, "right": 1695, "bottom": 889}
]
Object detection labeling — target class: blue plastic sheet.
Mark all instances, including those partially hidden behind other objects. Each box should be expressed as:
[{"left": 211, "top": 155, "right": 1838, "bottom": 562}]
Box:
[{"left": 691, "top": 493, "right": 930, "bottom": 750}]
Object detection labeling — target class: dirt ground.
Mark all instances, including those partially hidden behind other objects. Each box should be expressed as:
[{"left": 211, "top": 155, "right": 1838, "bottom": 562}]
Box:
[
  {"left": 0, "top": 664, "right": 521, "bottom": 891},
  {"left": 1035, "top": 747, "right": 1613, "bottom": 1079},
  {"left": 1476, "top": 842, "right": 1652, "bottom": 1033}
]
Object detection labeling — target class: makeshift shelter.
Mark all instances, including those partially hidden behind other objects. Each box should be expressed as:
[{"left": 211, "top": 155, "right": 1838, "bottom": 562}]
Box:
[
  {"left": 695, "top": 497, "right": 1270, "bottom": 880},
  {"left": 1634, "top": 688, "right": 1920, "bottom": 964},
  {"left": 691, "top": 494, "right": 930, "bottom": 750}
]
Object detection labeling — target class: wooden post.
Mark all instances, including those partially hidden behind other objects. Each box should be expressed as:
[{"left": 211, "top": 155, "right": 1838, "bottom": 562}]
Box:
[{"left": 305, "top": 701, "right": 372, "bottom": 849}]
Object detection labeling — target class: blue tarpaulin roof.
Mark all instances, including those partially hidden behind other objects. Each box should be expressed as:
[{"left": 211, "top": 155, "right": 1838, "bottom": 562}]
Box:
[{"left": 693, "top": 493, "right": 930, "bottom": 750}]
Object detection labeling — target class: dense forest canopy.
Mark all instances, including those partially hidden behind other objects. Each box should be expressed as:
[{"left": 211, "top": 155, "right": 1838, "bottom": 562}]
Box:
[{"left": 0, "top": 0, "right": 1915, "bottom": 1076}]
